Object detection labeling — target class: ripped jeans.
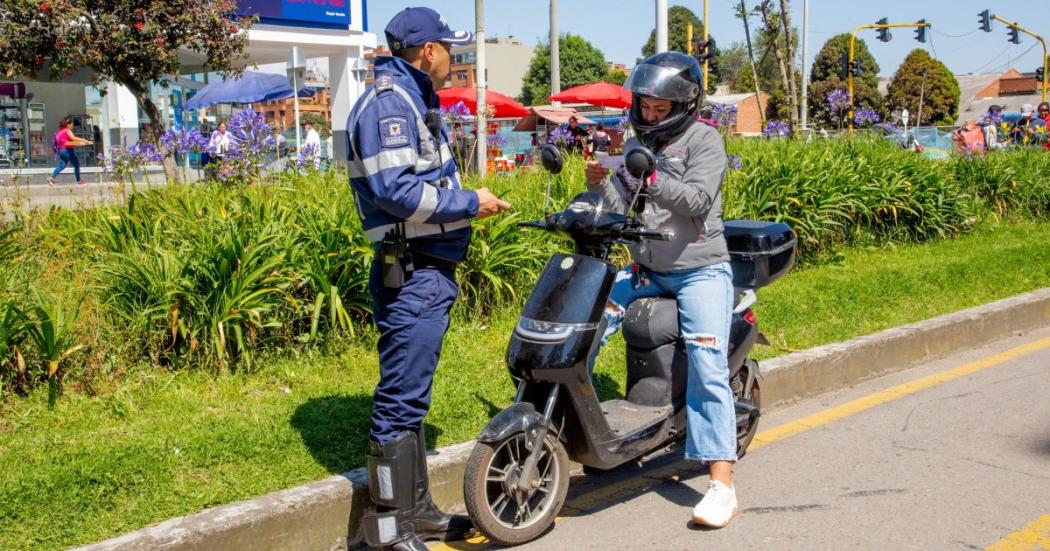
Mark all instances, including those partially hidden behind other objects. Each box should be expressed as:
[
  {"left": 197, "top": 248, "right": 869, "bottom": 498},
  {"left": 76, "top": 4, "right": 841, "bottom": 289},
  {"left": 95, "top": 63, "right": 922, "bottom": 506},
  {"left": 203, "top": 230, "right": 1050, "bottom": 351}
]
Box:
[{"left": 591, "top": 262, "right": 737, "bottom": 463}]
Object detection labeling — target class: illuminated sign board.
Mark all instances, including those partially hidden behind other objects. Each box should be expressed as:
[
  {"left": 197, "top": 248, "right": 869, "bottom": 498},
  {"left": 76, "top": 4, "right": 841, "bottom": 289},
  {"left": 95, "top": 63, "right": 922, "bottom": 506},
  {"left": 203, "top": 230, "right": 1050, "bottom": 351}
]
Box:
[{"left": 237, "top": 0, "right": 353, "bottom": 28}]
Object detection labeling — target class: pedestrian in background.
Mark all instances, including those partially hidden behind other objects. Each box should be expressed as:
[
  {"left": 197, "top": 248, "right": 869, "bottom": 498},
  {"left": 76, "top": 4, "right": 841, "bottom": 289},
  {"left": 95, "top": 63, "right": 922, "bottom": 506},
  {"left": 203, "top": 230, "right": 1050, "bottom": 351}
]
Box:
[
  {"left": 303, "top": 120, "right": 322, "bottom": 169},
  {"left": 48, "top": 118, "right": 92, "bottom": 186}
]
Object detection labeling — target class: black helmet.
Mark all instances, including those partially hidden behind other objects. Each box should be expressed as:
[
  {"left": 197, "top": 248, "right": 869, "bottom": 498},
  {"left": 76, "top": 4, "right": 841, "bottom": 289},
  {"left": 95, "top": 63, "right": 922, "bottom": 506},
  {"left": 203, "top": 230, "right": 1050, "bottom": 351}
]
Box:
[{"left": 625, "top": 52, "right": 703, "bottom": 148}]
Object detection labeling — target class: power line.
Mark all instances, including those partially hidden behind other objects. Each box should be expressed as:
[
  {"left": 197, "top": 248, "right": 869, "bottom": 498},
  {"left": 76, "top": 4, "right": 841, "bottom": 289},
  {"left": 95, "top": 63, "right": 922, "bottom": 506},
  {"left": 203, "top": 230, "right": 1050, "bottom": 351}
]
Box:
[
  {"left": 970, "top": 43, "right": 1015, "bottom": 73},
  {"left": 985, "top": 41, "right": 1040, "bottom": 74},
  {"left": 932, "top": 28, "right": 980, "bottom": 39}
]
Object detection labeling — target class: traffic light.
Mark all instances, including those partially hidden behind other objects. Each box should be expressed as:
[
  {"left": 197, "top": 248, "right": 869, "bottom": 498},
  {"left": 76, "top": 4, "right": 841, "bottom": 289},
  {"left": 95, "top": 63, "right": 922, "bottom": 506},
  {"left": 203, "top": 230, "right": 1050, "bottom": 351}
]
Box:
[
  {"left": 695, "top": 38, "right": 717, "bottom": 61},
  {"left": 850, "top": 59, "right": 862, "bottom": 77},
  {"left": 915, "top": 20, "right": 927, "bottom": 43},
  {"left": 1008, "top": 26, "right": 1020, "bottom": 44},
  {"left": 978, "top": 9, "right": 991, "bottom": 32},
  {"left": 1037, "top": 66, "right": 1046, "bottom": 84},
  {"left": 840, "top": 53, "right": 849, "bottom": 80},
  {"left": 876, "top": 18, "right": 891, "bottom": 42}
]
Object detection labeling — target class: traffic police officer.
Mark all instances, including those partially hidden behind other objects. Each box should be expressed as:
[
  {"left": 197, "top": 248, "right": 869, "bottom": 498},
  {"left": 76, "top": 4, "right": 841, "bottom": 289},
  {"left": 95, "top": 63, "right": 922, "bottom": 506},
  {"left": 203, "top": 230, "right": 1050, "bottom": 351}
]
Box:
[{"left": 349, "top": 7, "right": 511, "bottom": 550}]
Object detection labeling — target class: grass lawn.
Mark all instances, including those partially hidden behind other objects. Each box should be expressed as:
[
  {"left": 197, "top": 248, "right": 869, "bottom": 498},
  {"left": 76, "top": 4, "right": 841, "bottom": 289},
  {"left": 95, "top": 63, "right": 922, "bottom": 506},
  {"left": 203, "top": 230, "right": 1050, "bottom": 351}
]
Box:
[{"left": 1, "top": 219, "right": 1049, "bottom": 549}]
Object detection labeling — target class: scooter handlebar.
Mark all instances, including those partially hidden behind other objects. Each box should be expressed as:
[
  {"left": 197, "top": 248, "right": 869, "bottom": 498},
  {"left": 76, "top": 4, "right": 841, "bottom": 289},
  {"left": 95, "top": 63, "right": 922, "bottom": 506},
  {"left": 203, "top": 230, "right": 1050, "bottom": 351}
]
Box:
[
  {"left": 517, "top": 220, "right": 551, "bottom": 230},
  {"left": 620, "top": 228, "right": 675, "bottom": 241}
]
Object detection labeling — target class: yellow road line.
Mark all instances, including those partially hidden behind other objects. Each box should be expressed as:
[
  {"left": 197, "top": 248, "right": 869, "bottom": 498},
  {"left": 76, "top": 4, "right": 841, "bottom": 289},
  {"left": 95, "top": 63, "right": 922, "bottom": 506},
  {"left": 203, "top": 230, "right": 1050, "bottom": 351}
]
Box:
[
  {"left": 986, "top": 514, "right": 1050, "bottom": 550},
  {"left": 431, "top": 334, "right": 1050, "bottom": 550},
  {"left": 750, "top": 334, "right": 1050, "bottom": 451}
]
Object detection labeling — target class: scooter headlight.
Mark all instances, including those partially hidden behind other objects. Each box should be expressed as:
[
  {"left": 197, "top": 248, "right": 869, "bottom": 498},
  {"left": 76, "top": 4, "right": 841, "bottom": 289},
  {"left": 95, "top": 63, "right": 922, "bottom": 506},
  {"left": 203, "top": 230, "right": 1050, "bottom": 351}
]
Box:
[{"left": 514, "top": 317, "right": 599, "bottom": 343}]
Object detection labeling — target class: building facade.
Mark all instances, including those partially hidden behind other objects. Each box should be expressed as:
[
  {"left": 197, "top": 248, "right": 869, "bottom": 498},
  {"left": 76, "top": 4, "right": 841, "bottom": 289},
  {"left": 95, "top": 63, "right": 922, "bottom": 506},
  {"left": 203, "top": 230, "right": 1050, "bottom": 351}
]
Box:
[{"left": 448, "top": 37, "right": 535, "bottom": 98}]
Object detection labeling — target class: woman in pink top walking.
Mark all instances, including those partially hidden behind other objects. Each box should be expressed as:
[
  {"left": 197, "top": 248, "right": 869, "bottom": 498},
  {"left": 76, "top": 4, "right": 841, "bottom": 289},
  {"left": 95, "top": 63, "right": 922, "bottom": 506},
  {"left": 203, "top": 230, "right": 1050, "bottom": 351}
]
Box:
[{"left": 48, "top": 118, "right": 93, "bottom": 186}]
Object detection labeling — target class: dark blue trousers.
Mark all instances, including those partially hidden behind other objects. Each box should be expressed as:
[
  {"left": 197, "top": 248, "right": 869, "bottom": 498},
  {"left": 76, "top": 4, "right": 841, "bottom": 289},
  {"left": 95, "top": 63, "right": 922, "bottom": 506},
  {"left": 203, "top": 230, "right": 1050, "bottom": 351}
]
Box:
[{"left": 368, "top": 259, "right": 458, "bottom": 445}]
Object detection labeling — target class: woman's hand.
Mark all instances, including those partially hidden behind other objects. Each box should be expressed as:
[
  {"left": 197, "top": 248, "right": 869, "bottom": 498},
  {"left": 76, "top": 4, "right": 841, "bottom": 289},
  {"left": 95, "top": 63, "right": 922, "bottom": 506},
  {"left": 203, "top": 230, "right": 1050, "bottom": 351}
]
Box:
[{"left": 585, "top": 161, "right": 608, "bottom": 185}]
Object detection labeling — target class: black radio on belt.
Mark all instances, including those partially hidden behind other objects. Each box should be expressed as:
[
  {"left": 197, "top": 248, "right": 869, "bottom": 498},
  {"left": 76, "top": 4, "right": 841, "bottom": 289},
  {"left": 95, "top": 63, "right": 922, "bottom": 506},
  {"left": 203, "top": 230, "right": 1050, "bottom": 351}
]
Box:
[{"left": 380, "top": 223, "right": 414, "bottom": 289}]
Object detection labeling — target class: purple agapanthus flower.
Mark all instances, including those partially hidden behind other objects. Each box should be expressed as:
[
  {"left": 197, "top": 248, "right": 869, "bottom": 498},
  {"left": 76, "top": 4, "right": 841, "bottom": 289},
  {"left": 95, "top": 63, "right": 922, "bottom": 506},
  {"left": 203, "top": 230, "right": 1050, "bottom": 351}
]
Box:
[
  {"left": 827, "top": 89, "right": 851, "bottom": 113},
  {"left": 295, "top": 143, "right": 319, "bottom": 171},
  {"left": 710, "top": 103, "right": 739, "bottom": 128},
  {"left": 763, "top": 120, "right": 790, "bottom": 138},
  {"left": 728, "top": 154, "right": 742, "bottom": 170},
  {"left": 226, "top": 110, "right": 275, "bottom": 160},
  {"left": 128, "top": 141, "right": 163, "bottom": 163},
  {"left": 159, "top": 128, "right": 210, "bottom": 156},
  {"left": 487, "top": 132, "right": 508, "bottom": 148},
  {"left": 853, "top": 107, "right": 881, "bottom": 126},
  {"left": 547, "top": 126, "right": 575, "bottom": 145},
  {"left": 440, "top": 100, "right": 472, "bottom": 122}
]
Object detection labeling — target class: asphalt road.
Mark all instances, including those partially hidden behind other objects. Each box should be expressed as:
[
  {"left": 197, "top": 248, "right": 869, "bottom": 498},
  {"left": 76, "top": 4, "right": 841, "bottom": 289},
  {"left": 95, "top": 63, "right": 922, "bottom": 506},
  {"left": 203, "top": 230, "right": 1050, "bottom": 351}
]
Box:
[{"left": 436, "top": 326, "right": 1050, "bottom": 551}]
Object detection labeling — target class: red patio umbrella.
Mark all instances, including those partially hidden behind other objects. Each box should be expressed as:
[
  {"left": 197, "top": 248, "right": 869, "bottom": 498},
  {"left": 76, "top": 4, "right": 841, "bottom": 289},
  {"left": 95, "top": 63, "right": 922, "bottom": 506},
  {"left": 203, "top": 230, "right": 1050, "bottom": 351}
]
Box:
[
  {"left": 436, "top": 87, "right": 530, "bottom": 118},
  {"left": 549, "top": 82, "right": 632, "bottom": 109}
]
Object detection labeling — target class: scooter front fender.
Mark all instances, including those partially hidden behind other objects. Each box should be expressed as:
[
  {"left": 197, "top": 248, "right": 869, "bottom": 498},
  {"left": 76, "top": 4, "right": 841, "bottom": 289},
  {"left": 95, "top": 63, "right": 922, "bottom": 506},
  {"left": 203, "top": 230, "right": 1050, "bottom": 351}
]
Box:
[{"left": 477, "top": 402, "right": 547, "bottom": 444}]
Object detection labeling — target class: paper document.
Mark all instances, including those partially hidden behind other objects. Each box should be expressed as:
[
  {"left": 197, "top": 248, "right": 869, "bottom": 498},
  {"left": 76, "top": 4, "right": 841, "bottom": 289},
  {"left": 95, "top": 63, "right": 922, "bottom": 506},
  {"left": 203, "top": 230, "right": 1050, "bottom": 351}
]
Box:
[{"left": 594, "top": 151, "right": 624, "bottom": 170}]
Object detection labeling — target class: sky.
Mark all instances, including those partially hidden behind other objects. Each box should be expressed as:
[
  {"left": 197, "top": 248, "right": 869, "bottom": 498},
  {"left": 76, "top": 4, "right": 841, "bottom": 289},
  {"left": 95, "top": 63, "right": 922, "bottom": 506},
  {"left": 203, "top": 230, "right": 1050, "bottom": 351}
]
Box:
[{"left": 364, "top": 1, "right": 1050, "bottom": 79}]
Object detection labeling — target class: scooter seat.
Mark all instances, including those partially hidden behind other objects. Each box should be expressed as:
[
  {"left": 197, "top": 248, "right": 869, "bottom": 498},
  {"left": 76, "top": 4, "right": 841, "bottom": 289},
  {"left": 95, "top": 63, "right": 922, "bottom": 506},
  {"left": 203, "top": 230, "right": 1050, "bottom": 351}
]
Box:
[
  {"left": 622, "top": 292, "right": 746, "bottom": 350},
  {"left": 622, "top": 297, "right": 680, "bottom": 349}
]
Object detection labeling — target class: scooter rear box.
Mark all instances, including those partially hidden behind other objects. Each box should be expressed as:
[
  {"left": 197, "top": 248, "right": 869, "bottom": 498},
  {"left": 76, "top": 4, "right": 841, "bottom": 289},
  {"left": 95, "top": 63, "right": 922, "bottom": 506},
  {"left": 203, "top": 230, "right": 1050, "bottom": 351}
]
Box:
[{"left": 724, "top": 220, "right": 797, "bottom": 289}]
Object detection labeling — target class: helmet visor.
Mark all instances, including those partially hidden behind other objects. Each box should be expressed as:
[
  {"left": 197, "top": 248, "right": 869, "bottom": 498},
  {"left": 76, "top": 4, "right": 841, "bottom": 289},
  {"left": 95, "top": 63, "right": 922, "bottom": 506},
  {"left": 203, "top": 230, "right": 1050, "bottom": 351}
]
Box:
[{"left": 625, "top": 64, "right": 700, "bottom": 102}]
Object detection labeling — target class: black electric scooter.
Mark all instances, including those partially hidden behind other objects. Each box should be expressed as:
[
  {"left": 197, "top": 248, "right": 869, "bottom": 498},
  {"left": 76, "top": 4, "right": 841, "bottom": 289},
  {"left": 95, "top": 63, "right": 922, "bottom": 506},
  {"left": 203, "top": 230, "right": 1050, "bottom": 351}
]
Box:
[{"left": 463, "top": 144, "right": 797, "bottom": 545}]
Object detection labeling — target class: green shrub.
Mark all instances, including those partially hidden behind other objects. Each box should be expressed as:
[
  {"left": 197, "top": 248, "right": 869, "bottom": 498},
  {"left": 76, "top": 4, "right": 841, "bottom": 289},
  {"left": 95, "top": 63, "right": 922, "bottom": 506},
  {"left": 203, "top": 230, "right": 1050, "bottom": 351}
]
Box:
[{"left": 1, "top": 137, "right": 1048, "bottom": 394}]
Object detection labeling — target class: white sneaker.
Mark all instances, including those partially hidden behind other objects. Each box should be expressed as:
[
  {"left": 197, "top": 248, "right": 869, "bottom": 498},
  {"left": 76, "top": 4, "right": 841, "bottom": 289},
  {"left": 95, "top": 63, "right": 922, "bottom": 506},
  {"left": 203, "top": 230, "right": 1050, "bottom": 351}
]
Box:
[{"left": 692, "top": 480, "right": 738, "bottom": 528}]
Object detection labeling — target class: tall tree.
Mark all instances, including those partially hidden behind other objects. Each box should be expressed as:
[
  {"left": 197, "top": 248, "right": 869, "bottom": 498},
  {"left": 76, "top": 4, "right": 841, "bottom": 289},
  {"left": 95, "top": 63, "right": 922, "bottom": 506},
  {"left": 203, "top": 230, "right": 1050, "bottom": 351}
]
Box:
[
  {"left": 641, "top": 5, "right": 721, "bottom": 92},
  {"left": 778, "top": 0, "right": 799, "bottom": 127},
  {"left": 604, "top": 69, "right": 628, "bottom": 86},
  {"left": 716, "top": 43, "right": 750, "bottom": 92},
  {"left": 735, "top": 1, "right": 765, "bottom": 124},
  {"left": 519, "top": 33, "right": 607, "bottom": 106},
  {"left": 886, "top": 49, "right": 959, "bottom": 126},
  {"left": 0, "top": 0, "right": 254, "bottom": 182},
  {"left": 756, "top": 1, "right": 797, "bottom": 130},
  {"left": 808, "top": 34, "right": 884, "bottom": 128},
  {"left": 810, "top": 33, "right": 880, "bottom": 88}
]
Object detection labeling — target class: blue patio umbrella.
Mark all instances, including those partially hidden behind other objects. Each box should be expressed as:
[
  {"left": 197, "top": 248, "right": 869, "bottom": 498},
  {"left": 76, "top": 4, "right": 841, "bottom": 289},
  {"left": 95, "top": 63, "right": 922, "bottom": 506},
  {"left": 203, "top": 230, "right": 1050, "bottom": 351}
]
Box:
[{"left": 184, "top": 72, "right": 315, "bottom": 110}]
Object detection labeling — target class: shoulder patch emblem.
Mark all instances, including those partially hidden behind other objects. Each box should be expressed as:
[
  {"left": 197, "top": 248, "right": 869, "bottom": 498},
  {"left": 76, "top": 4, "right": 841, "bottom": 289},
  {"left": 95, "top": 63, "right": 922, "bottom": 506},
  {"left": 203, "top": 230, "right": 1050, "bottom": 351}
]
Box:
[
  {"left": 379, "top": 116, "right": 410, "bottom": 148},
  {"left": 375, "top": 76, "right": 394, "bottom": 92}
]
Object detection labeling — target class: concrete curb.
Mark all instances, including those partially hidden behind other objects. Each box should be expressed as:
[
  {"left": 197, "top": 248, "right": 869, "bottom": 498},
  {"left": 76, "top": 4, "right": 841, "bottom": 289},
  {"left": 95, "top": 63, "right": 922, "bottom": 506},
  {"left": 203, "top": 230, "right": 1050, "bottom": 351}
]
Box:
[{"left": 76, "top": 288, "right": 1050, "bottom": 551}]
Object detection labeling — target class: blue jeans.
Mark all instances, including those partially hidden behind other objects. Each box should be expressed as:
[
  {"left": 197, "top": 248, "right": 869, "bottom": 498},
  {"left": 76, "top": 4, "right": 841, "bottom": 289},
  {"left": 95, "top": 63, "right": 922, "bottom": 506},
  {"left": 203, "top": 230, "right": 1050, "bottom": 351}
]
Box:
[
  {"left": 52, "top": 149, "right": 81, "bottom": 181},
  {"left": 593, "top": 262, "right": 737, "bottom": 463}
]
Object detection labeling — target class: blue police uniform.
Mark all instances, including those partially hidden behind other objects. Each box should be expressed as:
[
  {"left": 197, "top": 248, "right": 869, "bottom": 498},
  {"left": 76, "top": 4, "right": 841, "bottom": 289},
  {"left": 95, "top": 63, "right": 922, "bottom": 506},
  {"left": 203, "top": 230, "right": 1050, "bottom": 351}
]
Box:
[
  {"left": 347, "top": 55, "right": 479, "bottom": 447},
  {"left": 354, "top": 9, "right": 480, "bottom": 548}
]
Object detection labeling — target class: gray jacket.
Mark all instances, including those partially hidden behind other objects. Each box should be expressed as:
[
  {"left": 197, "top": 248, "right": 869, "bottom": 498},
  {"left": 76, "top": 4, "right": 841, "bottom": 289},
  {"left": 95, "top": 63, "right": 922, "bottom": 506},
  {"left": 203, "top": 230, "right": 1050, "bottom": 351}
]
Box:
[{"left": 587, "top": 120, "right": 729, "bottom": 272}]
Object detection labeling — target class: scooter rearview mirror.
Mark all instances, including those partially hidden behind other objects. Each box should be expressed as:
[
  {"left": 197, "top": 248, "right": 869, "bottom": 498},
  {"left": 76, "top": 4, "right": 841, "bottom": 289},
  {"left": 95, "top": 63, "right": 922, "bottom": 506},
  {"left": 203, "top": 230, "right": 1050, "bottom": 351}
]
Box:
[
  {"left": 540, "top": 144, "right": 563, "bottom": 175},
  {"left": 625, "top": 146, "right": 656, "bottom": 180},
  {"left": 624, "top": 146, "right": 656, "bottom": 217}
]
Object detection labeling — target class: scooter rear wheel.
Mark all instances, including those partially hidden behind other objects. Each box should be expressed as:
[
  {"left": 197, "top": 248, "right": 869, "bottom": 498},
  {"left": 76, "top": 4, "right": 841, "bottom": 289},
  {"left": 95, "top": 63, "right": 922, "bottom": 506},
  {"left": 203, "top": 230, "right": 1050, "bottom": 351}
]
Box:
[
  {"left": 735, "top": 358, "right": 762, "bottom": 457},
  {"left": 463, "top": 432, "right": 569, "bottom": 546}
]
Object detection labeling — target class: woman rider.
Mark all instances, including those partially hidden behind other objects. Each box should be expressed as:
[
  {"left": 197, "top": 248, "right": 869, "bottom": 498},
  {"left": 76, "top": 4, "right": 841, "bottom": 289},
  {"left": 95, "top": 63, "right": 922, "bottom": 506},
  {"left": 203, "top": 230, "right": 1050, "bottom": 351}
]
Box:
[{"left": 584, "top": 51, "right": 739, "bottom": 528}]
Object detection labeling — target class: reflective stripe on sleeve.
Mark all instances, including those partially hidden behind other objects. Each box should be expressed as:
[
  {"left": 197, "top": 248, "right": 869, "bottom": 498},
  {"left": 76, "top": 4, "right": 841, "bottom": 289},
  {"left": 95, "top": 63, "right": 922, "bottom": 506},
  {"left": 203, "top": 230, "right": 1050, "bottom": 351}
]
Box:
[{"left": 406, "top": 184, "right": 439, "bottom": 223}]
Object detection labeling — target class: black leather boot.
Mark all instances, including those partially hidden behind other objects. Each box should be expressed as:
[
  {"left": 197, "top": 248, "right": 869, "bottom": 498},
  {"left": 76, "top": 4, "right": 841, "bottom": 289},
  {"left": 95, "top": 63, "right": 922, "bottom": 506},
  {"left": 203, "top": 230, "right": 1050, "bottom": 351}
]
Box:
[
  {"left": 361, "top": 432, "right": 427, "bottom": 551},
  {"left": 413, "top": 427, "right": 476, "bottom": 542}
]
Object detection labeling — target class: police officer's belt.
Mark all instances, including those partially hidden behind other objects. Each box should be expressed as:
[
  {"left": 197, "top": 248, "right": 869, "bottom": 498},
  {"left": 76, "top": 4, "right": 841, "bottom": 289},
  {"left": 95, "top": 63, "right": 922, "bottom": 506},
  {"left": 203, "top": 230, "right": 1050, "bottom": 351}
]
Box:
[{"left": 413, "top": 250, "right": 458, "bottom": 272}]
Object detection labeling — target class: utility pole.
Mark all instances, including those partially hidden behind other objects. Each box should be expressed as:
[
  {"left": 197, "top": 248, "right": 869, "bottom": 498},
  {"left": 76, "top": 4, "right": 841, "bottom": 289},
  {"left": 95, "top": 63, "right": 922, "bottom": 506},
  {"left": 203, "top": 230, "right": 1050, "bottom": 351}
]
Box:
[
  {"left": 476, "top": 0, "right": 487, "bottom": 177},
  {"left": 779, "top": 0, "right": 799, "bottom": 132},
  {"left": 702, "top": 0, "right": 709, "bottom": 92},
  {"left": 656, "top": 0, "right": 668, "bottom": 53},
  {"left": 738, "top": 0, "right": 765, "bottom": 124},
  {"left": 800, "top": 0, "right": 809, "bottom": 130},
  {"left": 916, "top": 68, "right": 927, "bottom": 129},
  {"left": 550, "top": 0, "right": 560, "bottom": 97}
]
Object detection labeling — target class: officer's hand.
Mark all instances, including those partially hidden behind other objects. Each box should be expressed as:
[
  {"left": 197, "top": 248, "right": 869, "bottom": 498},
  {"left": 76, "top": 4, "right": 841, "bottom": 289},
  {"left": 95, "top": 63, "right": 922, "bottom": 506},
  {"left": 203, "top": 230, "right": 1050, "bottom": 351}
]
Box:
[
  {"left": 585, "top": 161, "right": 608, "bottom": 185},
  {"left": 475, "top": 188, "right": 512, "bottom": 219}
]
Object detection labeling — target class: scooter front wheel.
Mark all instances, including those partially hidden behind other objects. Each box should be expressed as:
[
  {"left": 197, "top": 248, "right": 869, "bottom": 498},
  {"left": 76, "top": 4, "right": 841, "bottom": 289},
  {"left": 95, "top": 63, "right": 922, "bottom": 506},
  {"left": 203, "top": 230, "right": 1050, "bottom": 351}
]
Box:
[{"left": 463, "top": 432, "right": 569, "bottom": 546}]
